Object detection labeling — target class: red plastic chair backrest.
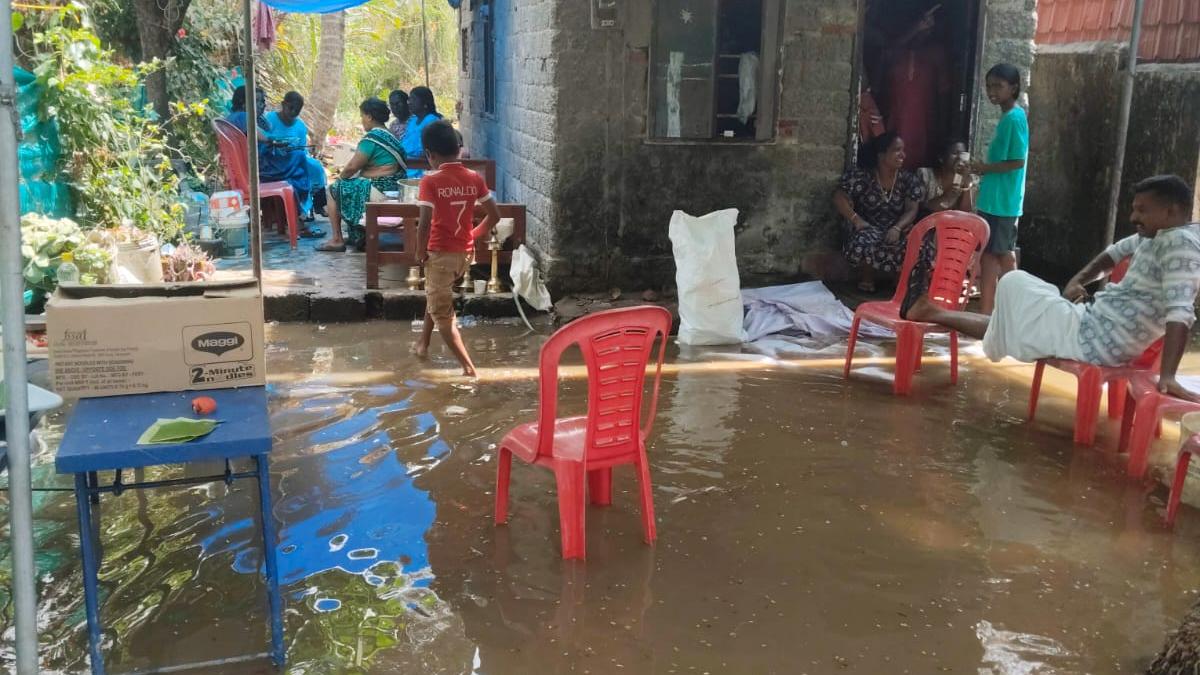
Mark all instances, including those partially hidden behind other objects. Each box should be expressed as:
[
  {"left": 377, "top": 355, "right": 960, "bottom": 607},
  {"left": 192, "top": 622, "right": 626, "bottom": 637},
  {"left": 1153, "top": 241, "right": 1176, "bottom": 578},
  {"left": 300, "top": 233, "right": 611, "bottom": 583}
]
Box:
[
  {"left": 212, "top": 118, "right": 251, "bottom": 196},
  {"left": 891, "top": 211, "right": 991, "bottom": 310},
  {"left": 1107, "top": 257, "right": 1165, "bottom": 368},
  {"left": 534, "top": 306, "right": 673, "bottom": 464}
]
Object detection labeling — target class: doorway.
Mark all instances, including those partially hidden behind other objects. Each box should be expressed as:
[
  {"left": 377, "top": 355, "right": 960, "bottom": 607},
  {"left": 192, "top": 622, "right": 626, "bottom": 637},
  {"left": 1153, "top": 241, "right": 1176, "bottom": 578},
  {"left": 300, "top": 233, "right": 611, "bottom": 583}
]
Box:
[{"left": 853, "top": 0, "right": 985, "bottom": 169}]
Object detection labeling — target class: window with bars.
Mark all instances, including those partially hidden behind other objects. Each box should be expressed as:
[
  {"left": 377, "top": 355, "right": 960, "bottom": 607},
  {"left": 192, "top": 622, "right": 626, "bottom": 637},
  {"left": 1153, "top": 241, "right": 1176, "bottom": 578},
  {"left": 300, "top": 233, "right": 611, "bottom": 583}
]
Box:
[{"left": 648, "top": 0, "right": 782, "bottom": 141}]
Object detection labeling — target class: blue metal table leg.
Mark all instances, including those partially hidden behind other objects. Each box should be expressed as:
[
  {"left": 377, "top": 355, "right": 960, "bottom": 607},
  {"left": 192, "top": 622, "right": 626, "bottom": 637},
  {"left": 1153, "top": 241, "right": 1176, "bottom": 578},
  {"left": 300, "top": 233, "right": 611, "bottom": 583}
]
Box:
[
  {"left": 74, "top": 473, "right": 105, "bottom": 675},
  {"left": 255, "top": 454, "right": 285, "bottom": 667}
]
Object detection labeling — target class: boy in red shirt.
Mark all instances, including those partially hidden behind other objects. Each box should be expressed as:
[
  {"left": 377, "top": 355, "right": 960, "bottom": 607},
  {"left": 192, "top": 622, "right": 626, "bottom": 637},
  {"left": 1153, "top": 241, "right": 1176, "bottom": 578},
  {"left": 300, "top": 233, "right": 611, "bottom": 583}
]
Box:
[{"left": 414, "top": 120, "right": 501, "bottom": 376}]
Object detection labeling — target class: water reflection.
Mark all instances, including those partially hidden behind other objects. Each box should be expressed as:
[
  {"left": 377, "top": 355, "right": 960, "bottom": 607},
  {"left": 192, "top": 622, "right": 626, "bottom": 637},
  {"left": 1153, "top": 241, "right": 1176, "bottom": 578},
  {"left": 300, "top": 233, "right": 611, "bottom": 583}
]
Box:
[{"left": 2, "top": 322, "right": 1200, "bottom": 673}]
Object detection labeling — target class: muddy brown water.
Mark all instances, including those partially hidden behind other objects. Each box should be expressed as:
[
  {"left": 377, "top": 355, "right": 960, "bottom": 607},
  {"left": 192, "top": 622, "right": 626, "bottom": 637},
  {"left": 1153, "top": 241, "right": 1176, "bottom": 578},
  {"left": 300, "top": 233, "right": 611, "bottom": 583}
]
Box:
[{"left": 3, "top": 321, "right": 1200, "bottom": 674}]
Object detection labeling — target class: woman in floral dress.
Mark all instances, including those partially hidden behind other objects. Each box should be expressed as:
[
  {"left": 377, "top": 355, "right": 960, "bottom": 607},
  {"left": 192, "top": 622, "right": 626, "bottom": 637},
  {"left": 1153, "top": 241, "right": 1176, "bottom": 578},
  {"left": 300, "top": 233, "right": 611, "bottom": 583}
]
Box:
[{"left": 833, "top": 132, "right": 924, "bottom": 292}]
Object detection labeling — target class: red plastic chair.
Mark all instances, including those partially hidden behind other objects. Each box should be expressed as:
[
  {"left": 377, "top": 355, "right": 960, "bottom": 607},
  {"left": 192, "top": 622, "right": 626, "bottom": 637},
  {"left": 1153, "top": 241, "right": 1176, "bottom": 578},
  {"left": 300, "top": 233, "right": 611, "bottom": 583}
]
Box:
[
  {"left": 494, "top": 306, "right": 671, "bottom": 560},
  {"left": 1027, "top": 259, "right": 1165, "bottom": 445},
  {"left": 843, "top": 211, "right": 990, "bottom": 395},
  {"left": 212, "top": 119, "right": 300, "bottom": 249},
  {"left": 1118, "top": 372, "right": 1200, "bottom": 479},
  {"left": 1166, "top": 430, "right": 1200, "bottom": 526}
]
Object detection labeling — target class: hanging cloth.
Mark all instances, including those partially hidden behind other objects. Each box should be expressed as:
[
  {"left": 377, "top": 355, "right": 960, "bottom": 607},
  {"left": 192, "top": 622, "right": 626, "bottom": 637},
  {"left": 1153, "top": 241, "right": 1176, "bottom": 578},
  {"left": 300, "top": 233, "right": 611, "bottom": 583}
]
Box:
[
  {"left": 737, "top": 52, "right": 759, "bottom": 125},
  {"left": 253, "top": 2, "right": 277, "bottom": 52}
]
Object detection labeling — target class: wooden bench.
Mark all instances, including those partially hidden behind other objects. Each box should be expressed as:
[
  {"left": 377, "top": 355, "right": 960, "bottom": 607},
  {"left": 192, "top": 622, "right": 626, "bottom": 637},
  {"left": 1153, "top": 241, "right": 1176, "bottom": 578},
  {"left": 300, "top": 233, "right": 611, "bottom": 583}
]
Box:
[
  {"left": 364, "top": 202, "right": 527, "bottom": 290},
  {"left": 404, "top": 157, "right": 497, "bottom": 191}
]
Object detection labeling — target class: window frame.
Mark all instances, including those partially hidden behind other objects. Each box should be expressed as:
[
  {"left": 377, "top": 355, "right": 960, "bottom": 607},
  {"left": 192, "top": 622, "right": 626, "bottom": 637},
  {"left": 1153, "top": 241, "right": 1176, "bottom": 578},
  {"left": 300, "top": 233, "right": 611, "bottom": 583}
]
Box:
[{"left": 645, "top": 0, "right": 784, "bottom": 145}]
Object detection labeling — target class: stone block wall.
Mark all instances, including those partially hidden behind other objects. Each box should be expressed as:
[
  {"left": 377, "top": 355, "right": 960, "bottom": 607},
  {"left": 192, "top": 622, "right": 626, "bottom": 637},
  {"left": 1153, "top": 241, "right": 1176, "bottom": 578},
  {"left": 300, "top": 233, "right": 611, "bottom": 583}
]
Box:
[
  {"left": 458, "top": 0, "right": 560, "bottom": 259},
  {"left": 976, "top": 0, "right": 1038, "bottom": 149},
  {"left": 546, "top": 0, "right": 859, "bottom": 293},
  {"left": 1024, "top": 44, "right": 1200, "bottom": 282}
]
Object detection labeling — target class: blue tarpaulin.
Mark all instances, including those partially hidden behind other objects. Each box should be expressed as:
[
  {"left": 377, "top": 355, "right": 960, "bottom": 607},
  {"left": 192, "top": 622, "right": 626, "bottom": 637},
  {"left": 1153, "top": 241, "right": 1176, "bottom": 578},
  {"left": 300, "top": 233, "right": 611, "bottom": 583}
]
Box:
[
  {"left": 262, "top": 0, "right": 369, "bottom": 12},
  {"left": 261, "top": 0, "right": 458, "bottom": 12},
  {"left": 259, "top": 0, "right": 371, "bottom": 12}
]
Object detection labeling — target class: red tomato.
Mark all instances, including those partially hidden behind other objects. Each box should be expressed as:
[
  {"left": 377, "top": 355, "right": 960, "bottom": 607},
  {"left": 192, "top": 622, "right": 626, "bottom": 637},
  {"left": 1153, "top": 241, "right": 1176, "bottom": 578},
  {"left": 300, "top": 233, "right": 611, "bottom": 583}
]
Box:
[{"left": 191, "top": 396, "right": 218, "bottom": 415}]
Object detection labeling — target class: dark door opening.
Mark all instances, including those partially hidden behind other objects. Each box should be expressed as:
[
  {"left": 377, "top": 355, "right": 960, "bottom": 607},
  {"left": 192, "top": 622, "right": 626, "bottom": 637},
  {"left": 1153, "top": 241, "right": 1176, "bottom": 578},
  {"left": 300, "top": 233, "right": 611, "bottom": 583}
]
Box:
[{"left": 854, "top": 0, "right": 985, "bottom": 169}]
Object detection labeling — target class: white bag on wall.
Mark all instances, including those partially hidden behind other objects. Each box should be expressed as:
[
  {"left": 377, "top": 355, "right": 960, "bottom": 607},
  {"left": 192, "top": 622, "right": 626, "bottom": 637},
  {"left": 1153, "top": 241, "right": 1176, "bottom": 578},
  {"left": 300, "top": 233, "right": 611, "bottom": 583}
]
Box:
[{"left": 668, "top": 209, "right": 745, "bottom": 345}]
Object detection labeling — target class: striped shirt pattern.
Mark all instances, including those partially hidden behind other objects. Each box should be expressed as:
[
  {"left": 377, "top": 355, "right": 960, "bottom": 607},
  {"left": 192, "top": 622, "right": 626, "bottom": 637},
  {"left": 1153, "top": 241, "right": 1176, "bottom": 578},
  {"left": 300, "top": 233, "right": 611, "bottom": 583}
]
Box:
[{"left": 1077, "top": 223, "right": 1200, "bottom": 366}]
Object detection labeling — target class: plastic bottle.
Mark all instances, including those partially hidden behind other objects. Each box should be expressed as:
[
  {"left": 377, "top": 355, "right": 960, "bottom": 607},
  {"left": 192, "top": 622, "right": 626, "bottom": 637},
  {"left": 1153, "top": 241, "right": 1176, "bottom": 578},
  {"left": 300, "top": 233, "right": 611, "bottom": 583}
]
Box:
[{"left": 57, "top": 251, "right": 79, "bottom": 285}]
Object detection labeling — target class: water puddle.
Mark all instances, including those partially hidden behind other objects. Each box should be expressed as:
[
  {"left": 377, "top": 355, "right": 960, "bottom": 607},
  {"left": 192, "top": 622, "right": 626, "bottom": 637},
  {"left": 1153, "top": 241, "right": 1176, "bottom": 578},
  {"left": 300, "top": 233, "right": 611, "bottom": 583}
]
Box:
[{"left": 1, "top": 320, "right": 1198, "bottom": 673}]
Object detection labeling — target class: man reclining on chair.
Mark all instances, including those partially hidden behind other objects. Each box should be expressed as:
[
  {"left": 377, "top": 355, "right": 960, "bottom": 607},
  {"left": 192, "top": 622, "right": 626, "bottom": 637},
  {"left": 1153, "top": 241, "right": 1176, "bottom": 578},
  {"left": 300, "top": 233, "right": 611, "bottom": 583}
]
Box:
[{"left": 905, "top": 175, "right": 1200, "bottom": 401}]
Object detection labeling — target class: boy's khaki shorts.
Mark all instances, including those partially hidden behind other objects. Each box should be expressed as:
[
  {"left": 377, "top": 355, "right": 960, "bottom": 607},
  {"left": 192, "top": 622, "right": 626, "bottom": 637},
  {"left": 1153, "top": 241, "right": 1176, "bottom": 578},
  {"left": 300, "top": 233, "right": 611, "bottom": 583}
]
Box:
[{"left": 424, "top": 251, "right": 470, "bottom": 320}]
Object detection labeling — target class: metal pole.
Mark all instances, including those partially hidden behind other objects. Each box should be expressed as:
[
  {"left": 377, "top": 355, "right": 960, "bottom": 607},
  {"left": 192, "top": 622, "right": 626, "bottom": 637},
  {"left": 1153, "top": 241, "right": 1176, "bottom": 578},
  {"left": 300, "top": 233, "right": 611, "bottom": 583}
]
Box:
[
  {"left": 242, "top": 0, "right": 263, "bottom": 284},
  {"left": 420, "top": 0, "right": 431, "bottom": 88},
  {"left": 1103, "top": 0, "right": 1146, "bottom": 247},
  {"left": 0, "top": 1, "right": 41, "bottom": 671}
]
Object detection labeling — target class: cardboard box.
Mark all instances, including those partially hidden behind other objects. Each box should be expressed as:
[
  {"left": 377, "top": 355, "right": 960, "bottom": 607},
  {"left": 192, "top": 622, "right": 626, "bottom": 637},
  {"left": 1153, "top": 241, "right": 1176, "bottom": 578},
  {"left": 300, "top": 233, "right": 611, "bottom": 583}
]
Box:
[{"left": 48, "top": 280, "right": 266, "bottom": 398}]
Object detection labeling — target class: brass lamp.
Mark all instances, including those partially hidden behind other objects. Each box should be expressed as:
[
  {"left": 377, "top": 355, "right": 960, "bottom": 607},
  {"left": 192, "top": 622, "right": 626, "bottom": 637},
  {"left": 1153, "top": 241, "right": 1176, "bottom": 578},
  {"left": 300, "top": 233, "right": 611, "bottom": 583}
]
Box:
[
  {"left": 459, "top": 249, "right": 475, "bottom": 293},
  {"left": 486, "top": 228, "right": 503, "bottom": 294}
]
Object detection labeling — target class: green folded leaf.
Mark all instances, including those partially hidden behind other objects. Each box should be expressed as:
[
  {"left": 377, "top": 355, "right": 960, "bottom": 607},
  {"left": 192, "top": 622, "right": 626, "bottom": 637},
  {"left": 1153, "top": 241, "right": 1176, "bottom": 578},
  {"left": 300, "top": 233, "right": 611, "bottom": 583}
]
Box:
[{"left": 137, "top": 417, "right": 221, "bottom": 445}]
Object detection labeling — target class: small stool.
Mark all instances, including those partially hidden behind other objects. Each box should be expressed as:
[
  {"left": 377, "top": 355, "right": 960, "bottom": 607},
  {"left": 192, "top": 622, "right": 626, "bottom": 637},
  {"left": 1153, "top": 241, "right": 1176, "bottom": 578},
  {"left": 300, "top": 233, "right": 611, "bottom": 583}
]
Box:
[{"left": 1165, "top": 412, "right": 1200, "bottom": 526}]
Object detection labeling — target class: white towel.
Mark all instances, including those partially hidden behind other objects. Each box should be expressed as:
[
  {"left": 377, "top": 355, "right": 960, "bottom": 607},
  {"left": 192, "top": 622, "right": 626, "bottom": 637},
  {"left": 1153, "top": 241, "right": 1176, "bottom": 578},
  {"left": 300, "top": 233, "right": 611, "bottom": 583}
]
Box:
[{"left": 737, "top": 52, "right": 759, "bottom": 125}]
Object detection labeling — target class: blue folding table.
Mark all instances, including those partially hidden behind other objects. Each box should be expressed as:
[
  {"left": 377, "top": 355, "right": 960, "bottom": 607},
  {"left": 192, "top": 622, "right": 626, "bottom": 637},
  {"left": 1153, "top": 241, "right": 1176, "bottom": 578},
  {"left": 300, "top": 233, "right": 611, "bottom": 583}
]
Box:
[{"left": 55, "top": 386, "right": 283, "bottom": 674}]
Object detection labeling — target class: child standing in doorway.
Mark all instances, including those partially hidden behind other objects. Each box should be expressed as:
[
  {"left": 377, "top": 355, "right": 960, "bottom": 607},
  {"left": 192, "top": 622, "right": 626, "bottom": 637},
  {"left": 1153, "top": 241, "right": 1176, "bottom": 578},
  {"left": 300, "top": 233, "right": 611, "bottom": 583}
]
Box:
[
  {"left": 413, "top": 120, "right": 501, "bottom": 377},
  {"left": 972, "top": 63, "right": 1029, "bottom": 315}
]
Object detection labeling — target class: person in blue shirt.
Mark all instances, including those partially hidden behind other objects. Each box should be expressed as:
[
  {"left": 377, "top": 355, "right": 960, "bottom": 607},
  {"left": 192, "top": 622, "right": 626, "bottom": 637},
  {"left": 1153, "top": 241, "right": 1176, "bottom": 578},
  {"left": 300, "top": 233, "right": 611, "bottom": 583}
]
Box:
[
  {"left": 401, "top": 86, "right": 445, "bottom": 178},
  {"left": 224, "top": 86, "right": 311, "bottom": 220},
  {"left": 970, "top": 63, "right": 1030, "bottom": 314},
  {"left": 263, "top": 91, "right": 328, "bottom": 224}
]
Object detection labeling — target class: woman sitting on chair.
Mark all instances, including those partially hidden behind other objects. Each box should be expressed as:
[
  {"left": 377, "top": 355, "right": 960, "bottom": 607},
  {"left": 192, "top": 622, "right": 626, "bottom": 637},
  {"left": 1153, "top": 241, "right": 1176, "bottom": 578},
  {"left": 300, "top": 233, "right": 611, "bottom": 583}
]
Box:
[
  {"left": 318, "top": 98, "right": 407, "bottom": 253},
  {"left": 225, "top": 86, "right": 311, "bottom": 214},
  {"left": 833, "top": 131, "right": 924, "bottom": 293}
]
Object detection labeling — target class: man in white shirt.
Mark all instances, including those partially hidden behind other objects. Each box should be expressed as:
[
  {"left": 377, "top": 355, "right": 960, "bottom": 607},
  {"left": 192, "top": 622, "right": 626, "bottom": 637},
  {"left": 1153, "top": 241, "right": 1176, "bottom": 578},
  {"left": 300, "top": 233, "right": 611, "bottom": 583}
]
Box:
[{"left": 906, "top": 175, "right": 1200, "bottom": 401}]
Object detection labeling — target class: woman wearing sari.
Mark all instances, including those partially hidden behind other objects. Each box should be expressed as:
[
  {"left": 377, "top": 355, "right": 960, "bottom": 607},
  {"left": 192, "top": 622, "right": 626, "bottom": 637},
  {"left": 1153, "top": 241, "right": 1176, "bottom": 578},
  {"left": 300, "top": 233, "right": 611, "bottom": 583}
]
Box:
[{"left": 318, "top": 98, "right": 408, "bottom": 252}]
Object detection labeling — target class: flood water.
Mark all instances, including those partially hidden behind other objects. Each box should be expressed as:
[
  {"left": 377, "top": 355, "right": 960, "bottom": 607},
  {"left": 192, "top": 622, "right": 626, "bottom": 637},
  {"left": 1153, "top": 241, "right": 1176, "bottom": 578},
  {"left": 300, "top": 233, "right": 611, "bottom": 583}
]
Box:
[{"left": 4, "top": 320, "right": 1200, "bottom": 674}]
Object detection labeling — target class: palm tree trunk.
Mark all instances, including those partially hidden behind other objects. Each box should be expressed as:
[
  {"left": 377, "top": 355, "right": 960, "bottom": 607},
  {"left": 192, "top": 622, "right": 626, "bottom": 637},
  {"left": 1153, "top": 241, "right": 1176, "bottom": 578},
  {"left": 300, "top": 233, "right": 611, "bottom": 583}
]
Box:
[{"left": 305, "top": 11, "right": 345, "bottom": 156}]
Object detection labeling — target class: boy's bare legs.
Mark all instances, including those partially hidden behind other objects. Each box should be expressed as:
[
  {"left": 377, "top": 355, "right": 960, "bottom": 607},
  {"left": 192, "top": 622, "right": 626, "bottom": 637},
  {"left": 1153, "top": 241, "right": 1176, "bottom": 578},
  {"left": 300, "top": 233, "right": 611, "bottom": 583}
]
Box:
[
  {"left": 437, "top": 315, "right": 477, "bottom": 377},
  {"left": 905, "top": 296, "right": 991, "bottom": 340},
  {"left": 415, "top": 315, "right": 434, "bottom": 358},
  {"left": 980, "top": 251, "right": 1017, "bottom": 314}
]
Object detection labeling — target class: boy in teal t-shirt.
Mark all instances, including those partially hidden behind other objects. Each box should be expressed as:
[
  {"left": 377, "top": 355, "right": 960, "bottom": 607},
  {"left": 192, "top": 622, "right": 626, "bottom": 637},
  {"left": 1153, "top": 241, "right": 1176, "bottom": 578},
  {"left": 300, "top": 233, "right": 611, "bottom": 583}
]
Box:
[{"left": 972, "top": 63, "right": 1030, "bottom": 314}]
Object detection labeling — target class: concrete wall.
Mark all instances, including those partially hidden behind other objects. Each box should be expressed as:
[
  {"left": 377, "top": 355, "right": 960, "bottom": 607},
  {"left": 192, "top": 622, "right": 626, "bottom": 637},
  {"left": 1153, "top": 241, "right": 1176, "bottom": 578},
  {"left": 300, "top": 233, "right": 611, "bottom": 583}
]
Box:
[
  {"left": 458, "top": 0, "right": 1044, "bottom": 293},
  {"left": 1023, "top": 44, "right": 1200, "bottom": 282},
  {"left": 546, "top": 0, "right": 858, "bottom": 293},
  {"left": 458, "top": 0, "right": 560, "bottom": 258}
]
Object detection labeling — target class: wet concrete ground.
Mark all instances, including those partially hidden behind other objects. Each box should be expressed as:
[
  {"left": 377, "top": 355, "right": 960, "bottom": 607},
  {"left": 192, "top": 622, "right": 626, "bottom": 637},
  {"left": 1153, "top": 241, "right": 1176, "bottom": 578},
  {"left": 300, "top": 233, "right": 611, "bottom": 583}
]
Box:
[
  {"left": 6, "top": 321, "right": 1200, "bottom": 673},
  {"left": 214, "top": 224, "right": 522, "bottom": 322}
]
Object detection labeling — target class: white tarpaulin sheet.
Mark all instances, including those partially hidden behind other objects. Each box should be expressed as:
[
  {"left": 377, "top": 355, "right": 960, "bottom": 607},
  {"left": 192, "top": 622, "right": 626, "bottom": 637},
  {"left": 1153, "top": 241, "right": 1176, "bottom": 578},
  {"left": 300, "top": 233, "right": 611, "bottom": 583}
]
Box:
[{"left": 742, "top": 282, "right": 893, "bottom": 342}]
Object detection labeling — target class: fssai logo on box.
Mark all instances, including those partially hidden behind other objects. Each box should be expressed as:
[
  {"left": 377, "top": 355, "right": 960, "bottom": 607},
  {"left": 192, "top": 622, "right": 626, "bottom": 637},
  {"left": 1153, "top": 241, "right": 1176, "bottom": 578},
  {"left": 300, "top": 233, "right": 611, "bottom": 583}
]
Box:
[{"left": 182, "top": 322, "right": 254, "bottom": 365}]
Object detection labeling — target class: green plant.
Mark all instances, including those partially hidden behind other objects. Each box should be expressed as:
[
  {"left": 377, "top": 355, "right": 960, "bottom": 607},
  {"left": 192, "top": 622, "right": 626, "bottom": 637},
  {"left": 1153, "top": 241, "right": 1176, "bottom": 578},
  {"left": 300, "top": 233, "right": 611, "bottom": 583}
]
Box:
[
  {"left": 28, "top": 3, "right": 201, "bottom": 242},
  {"left": 20, "top": 214, "right": 112, "bottom": 293}
]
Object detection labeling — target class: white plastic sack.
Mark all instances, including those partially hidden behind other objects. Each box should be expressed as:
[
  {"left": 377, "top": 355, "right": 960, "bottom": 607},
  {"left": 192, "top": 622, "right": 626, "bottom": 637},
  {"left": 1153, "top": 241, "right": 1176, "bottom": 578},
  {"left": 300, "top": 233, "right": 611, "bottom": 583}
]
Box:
[
  {"left": 668, "top": 209, "right": 745, "bottom": 345},
  {"left": 509, "top": 245, "right": 552, "bottom": 311}
]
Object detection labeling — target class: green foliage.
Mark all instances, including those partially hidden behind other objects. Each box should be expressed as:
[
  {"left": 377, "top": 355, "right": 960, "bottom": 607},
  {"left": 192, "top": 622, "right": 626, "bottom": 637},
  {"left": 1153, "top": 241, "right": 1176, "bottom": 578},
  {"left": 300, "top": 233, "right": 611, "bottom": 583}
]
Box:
[
  {"left": 26, "top": 4, "right": 200, "bottom": 242},
  {"left": 265, "top": 0, "right": 461, "bottom": 136},
  {"left": 20, "top": 214, "right": 112, "bottom": 293}
]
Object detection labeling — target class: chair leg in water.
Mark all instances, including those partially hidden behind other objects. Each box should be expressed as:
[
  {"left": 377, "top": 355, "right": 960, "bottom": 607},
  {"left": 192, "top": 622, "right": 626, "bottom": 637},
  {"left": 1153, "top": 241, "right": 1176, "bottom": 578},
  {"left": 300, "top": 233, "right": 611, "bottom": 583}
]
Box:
[{"left": 555, "top": 465, "right": 587, "bottom": 560}]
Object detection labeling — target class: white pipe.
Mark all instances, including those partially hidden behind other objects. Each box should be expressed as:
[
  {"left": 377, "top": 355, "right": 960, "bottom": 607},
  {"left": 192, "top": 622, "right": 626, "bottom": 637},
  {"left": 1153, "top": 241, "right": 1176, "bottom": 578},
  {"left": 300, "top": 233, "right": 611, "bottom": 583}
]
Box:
[
  {"left": 1103, "top": 0, "right": 1146, "bottom": 247},
  {"left": 0, "top": 0, "right": 41, "bottom": 671},
  {"left": 243, "top": 0, "right": 263, "bottom": 283}
]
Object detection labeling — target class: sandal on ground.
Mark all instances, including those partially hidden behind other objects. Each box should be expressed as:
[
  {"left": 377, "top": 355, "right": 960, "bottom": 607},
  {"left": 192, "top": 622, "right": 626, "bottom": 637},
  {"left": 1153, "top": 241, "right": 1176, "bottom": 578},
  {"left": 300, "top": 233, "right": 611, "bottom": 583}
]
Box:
[
  {"left": 315, "top": 241, "right": 346, "bottom": 253},
  {"left": 300, "top": 227, "right": 325, "bottom": 239}
]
